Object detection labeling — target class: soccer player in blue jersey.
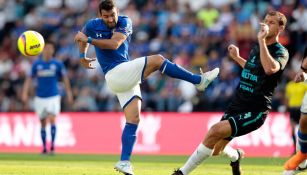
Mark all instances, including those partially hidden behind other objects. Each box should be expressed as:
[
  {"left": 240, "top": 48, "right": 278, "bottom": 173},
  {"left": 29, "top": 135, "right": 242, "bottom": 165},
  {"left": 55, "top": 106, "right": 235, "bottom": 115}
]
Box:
[
  {"left": 172, "top": 11, "right": 289, "bottom": 175},
  {"left": 74, "top": 0, "right": 219, "bottom": 174},
  {"left": 22, "top": 41, "right": 73, "bottom": 154}
]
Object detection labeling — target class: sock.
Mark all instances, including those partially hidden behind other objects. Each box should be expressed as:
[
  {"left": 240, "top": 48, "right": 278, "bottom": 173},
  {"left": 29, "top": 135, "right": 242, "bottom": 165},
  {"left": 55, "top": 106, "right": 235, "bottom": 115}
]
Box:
[
  {"left": 180, "top": 143, "right": 213, "bottom": 175},
  {"left": 121, "top": 123, "right": 138, "bottom": 161},
  {"left": 298, "top": 130, "right": 307, "bottom": 153},
  {"left": 159, "top": 59, "right": 201, "bottom": 84},
  {"left": 223, "top": 145, "right": 239, "bottom": 162},
  {"left": 51, "top": 125, "right": 56, "bottom": 150},
  {"left": 40, "top": 128, "right": 46, "bottom": 151}
]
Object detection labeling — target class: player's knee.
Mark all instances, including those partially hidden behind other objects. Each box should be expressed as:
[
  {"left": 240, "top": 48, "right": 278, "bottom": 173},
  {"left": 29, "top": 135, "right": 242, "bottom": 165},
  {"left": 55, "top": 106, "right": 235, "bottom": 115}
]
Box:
[
  {"left": 126, "top": 114, "right": 140, "bottom": 124},
  {"left": 151, "top": 54, "right": 165, "bottom": 66}
]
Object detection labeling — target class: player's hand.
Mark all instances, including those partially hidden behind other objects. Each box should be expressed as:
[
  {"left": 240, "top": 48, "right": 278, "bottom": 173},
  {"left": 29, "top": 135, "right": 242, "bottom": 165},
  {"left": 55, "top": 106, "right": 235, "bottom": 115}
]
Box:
[
  {"left": 257, "top": 23, "right": 269, "bottom": 40},
  {"left": 228, "top": 44, "right": 240, "bottom": 60},
  {"left": 74, "top": 31, "right": 88, "bottom": 43},
  {"left": 294, "top": 72, "right": 307, "bottom": 83},
  {"left": 80, "top": 57, "right": 96, "bottom": 69}
]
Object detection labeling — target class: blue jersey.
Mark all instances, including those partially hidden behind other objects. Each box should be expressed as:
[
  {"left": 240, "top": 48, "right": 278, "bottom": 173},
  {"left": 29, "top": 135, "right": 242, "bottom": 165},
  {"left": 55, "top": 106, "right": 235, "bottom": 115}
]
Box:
[
  {"left": 83, "top": 16, "right": 132, "bottom": 74},
  {"left": 31, "top": 58, "right": 66, "bottom": 98}
]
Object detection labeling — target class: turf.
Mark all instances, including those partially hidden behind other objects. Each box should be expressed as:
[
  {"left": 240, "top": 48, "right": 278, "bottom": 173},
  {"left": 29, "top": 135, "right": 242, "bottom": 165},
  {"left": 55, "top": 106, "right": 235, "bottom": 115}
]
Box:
[{"left": 0, "top": 153, "right": 288, "bottom": 175}]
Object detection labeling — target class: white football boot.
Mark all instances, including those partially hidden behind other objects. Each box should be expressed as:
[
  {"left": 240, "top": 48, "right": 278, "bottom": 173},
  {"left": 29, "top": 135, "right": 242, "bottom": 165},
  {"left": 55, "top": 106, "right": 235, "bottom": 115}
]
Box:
[
  {"left": 195, "top": 68, "right": 219, "bottom": 91},
  {"left": 114, "top": 161, "right": 134, "bottom": 175}
]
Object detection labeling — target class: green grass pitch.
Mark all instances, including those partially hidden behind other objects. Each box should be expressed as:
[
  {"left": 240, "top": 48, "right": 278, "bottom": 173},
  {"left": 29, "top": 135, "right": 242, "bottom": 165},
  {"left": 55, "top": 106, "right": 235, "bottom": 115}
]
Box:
[{"left": 0, "top": 153, "right": 288, "bottom": 175}]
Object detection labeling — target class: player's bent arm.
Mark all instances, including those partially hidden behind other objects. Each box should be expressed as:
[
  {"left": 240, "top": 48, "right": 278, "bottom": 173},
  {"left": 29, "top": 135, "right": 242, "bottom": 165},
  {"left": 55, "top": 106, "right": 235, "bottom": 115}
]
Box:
[
  {"left": 21, "top": 77, "right": 32, "bottom": 103},
  {"left": 258, "top": 40, "right": 280, "bottom": 75},
  {"left": 91, "top": 32, "right": 127, "bottom": 50},
  {"left": 232, "top": 56, "right": 246, "bottom": 68}
]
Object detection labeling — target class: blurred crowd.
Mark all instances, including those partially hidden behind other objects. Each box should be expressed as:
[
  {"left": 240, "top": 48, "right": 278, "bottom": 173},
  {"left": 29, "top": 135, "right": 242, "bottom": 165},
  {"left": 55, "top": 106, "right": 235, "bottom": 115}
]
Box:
[{"left": 0, "top": 0, "right": 306, "bottom": 112}]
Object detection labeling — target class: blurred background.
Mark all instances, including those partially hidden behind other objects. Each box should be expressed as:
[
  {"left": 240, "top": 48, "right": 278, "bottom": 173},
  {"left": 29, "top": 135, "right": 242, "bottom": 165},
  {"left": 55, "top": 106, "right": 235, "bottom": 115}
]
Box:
[{"left": 0, "top": 0, "right": 306, "bottom": 113}]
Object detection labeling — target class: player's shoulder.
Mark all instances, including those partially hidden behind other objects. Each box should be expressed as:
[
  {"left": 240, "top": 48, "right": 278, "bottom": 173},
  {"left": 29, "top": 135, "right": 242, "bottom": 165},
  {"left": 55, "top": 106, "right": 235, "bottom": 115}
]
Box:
[
  {"left": 51, "top": 58, "right": 64, "bottom": 65},
  {"left": 85, "top": 18, "right": 105, "bottom": 29},
  {"left": 118, "top": 15, "right": 132, "bottom": 24},
  {"left": 273, "top": 42, "right": 289, "bottom": 56},
  {"left": 275, "top": 42, "right": 288, "bottom": 52}
]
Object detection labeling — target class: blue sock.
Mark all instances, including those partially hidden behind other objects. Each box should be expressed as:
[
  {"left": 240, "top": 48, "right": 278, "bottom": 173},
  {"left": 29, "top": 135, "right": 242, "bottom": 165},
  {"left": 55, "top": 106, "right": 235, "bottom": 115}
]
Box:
[
  {"left": 298, "top": 130, "right": 307, "bottom": 153},
  {"left": 51, "top": 125, "right": 56, "bottom": 150},
  {"left": 159, "top": 59, "right": 201, "bottom": 84},
  {"left": 121, "top": 123, "right": 138, "bottom": 161},
  {"left": 40, "top": 128, "right": 46, "bottom": 150}
]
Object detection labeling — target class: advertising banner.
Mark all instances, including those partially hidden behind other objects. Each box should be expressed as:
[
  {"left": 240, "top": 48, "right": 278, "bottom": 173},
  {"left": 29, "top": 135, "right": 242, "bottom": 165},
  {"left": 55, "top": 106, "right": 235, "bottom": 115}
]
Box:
[{"left": 0, "top": 112, "right": 292, "bottom": 157}]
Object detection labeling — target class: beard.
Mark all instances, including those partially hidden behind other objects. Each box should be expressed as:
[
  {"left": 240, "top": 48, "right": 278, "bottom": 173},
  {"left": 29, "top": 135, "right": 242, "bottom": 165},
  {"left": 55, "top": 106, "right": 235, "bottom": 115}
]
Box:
[{"left": 106, "top": 21, "right": 116, "bottom": 29}]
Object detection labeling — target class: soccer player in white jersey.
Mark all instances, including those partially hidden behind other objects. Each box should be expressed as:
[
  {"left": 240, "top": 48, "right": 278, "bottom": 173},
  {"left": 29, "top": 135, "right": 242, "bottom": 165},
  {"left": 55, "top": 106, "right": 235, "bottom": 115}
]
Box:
[
  {"left": 22, "top": 41, "right": 73, "bottom": 154},
  {"left": 74, "top": 0, "right": 219, "bottom": 174}
]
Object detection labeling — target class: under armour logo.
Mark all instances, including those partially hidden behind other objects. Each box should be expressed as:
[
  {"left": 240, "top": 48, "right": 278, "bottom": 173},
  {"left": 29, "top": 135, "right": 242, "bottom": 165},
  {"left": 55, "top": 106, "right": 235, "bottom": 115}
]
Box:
[{"left": 96, "top": 33, "right": 102, "bottom": 38}]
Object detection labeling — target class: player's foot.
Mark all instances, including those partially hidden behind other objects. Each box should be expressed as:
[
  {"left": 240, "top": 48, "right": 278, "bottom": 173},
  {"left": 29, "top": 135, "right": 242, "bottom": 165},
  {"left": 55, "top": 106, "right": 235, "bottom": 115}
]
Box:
[
  {"left": 114, "top": 161, "right": 134, "bottom": 175},
  {"left": 283, "top": 165, "right": 307, "bottom": 175},
  {"left": 195, "top": 68, "right": 219, "bottom": 91},
  {"left": 171, "top": 169, "right": 184, "bottom": 175},
  {"left": 230, "top": 149, "right": 245, "bottom": 175},
  {"left": 284, "top": 151, "right": 307, "bottom": 171},
  {"left": 50, "top": 146, "right": 55, "bottom": 155},
  {"left": 41, "top": 149, "right": 47, "bottom": 155}
]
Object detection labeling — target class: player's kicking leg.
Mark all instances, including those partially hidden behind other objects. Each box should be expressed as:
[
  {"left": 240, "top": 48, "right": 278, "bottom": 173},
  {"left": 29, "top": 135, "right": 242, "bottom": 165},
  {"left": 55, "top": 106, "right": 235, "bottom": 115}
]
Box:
[{"left": 144, "top": 55, "right": 219, "bottom": 91}]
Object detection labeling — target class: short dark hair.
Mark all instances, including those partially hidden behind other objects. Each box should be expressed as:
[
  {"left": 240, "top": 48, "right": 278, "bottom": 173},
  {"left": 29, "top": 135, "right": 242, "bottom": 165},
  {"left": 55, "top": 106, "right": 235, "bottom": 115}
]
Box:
[
  {"left": 99, "top": 0, "right": 115, "bottom": 15},
  {"left": 267, "top": 11, "right": 287, "bottom": 27}
]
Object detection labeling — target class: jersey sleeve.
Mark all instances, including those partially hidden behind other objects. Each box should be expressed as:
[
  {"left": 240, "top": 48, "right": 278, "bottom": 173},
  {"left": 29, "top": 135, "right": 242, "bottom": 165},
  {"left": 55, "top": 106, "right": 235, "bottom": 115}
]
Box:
[
  {"left": 82, "top": 20, "right": 93, "bottom": 37},
  {"left": 275, "top": 47, "right": 289, "bottom": 70},
  {"left": 115, "top": 17, "right": 132, "bottom": 36}
]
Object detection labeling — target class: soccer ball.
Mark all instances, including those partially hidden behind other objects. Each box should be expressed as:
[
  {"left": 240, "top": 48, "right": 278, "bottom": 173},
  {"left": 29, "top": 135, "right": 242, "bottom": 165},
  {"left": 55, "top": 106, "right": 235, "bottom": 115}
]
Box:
[{"left": 17, "top": 30, "right": 45, "bottom": 57}]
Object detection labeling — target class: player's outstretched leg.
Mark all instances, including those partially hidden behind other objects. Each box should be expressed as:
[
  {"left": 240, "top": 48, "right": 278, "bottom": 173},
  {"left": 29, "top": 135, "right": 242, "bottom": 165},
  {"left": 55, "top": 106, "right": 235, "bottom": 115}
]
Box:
[
  {"left": 154, "top": 57, "right": 219, "bottom": 91},
  {"left": 230, "top": 149, "right": 245, "bottom": 175}
]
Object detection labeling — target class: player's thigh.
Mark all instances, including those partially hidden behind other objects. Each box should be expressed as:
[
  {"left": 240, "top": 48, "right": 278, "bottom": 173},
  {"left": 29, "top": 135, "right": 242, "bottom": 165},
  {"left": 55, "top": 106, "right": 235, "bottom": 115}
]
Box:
[
  {"left": 221, "top": 112, "right": 267, "bottom": 138},
  {"left": 34, "top": 96, "right": 48, "bottom": 119},
  {"left": 105, "top": 57, "right": 147, "bottom": 93},
  {"left": 46, "top": 96, "right": 61, "bottom": 116}
]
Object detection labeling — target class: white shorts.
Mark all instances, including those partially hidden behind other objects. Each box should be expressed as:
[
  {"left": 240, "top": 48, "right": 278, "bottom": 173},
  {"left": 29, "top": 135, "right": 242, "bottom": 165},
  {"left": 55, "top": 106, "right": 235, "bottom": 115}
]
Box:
[
  {"left": 301, "top": 92, "right": 307, "bottom": 114},
  {"left": 105, "top": 57, "right": 147, "bottom": 108},
  {"left": 34, "top": 95, "right": 61, "bottom": 119}
]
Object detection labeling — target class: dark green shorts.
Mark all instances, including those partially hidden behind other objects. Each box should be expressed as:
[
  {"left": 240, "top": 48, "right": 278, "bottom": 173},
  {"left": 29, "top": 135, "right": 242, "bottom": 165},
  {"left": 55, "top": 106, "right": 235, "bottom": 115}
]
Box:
[{"left": 221, "top": 111, "right": 267, "bottom": 140}]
